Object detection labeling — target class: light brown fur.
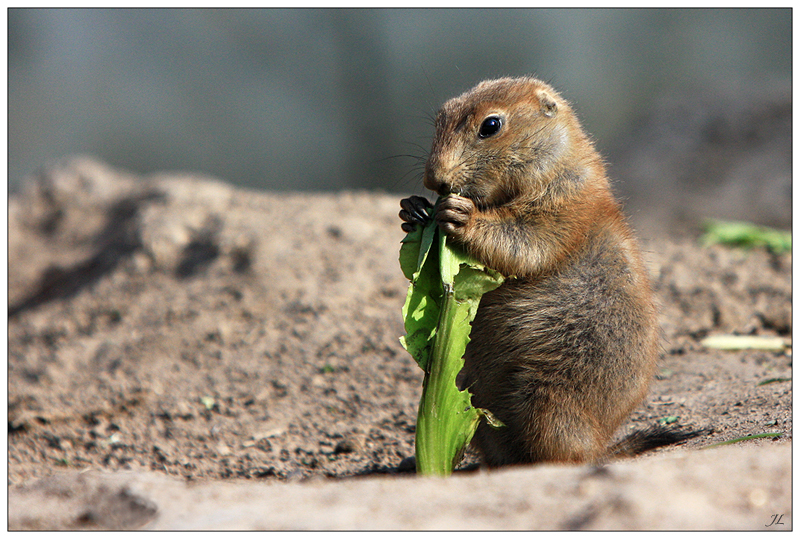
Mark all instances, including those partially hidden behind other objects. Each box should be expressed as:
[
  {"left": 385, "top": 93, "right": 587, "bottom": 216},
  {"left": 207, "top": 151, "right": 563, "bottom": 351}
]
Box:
[{"left": 401, "top": 77, "right": 661, "bottom": 466}]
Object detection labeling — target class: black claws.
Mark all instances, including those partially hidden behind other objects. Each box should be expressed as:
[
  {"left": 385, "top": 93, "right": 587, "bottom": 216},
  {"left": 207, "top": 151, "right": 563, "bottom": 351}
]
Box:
[{"left": 399, "top": 196, "right": 433, "bottom": 233}]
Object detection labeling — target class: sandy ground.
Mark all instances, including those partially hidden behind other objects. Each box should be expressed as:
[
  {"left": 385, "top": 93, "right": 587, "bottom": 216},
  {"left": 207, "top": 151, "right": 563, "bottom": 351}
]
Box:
[{"left": 7, "top": 157, "right": 792, "bottom": 530}]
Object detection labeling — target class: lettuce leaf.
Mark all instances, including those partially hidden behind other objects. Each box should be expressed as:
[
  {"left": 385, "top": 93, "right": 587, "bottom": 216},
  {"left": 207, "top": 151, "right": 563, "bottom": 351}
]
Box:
[{"left": 399, "top": 199, "right": 505, "bottom": 475}]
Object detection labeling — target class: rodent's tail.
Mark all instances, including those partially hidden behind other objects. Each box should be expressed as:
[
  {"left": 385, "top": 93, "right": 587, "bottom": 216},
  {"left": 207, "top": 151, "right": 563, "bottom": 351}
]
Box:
[{"left": 608, "top": 424, "right": 711, "bottom": 458}]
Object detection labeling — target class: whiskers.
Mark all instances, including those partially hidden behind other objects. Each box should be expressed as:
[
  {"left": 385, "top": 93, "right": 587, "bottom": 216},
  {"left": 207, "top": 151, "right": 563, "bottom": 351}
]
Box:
[{"left": 382, "top": 156, "right": 427, "bottom": 193}]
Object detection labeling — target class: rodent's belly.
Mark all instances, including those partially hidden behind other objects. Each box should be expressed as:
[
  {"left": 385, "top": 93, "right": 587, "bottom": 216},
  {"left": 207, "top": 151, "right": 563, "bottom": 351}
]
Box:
[
  {"left": 462, "top": 263, "right": 657, "bottom": 464},
  {"left": 463, "top": 257, "right": 656, "bottom": 410}
]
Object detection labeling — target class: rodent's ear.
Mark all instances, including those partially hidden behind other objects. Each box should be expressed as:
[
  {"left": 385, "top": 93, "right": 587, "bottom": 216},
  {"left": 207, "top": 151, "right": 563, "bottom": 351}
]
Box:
[{"left": 537, "top": 90, "right": 558, "bottom": 118}]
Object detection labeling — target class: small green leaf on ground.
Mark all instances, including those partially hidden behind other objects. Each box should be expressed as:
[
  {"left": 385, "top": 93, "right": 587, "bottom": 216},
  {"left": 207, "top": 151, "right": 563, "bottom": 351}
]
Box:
[
  {"left": 757, "top": 377, "right": 792, "bottom": 386},
  {"left": 320, "top": 364, "right": 335, "bottom": 374},
  {"left": 700, "top": 219, "right": 791, "bottom": 254},
  {"left": 702, "top": 432, "right": 783, "bottom": 449}
]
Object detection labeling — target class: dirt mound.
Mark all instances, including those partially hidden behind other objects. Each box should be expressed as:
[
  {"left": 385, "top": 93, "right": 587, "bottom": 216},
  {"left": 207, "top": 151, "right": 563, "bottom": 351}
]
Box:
[
  {"left": 8, "top": 157, "right": 792, "bottom": 529},
  {"left": 9, "top": 443, "right": 791, "bottom": 530}
]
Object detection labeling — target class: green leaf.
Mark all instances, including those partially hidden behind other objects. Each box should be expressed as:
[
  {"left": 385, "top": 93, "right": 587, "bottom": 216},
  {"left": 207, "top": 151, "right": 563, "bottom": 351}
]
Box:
[
  {"left": 415, "top": 292, "right": 482, "bottom": 475},
  {"left": 399, "top": 221, "right": 443, "bottom": 374},
  {"left": 399, "top": 198, "right": 506, "bottom": 476},
  {"left": 702, "top": 432, "right": 783, "bottom": 449},
  {"left": 399, "top": 214, "right": 439, "bottom": 281},
  {"left": 757, "top": 377, "right": 791, "bottom": 386},
  {"left": 398, "top": 223, "right": 423, "bottom": 281},
  {"left": 701, "top": 219, "right": 791, "bottom": 254},
  {"left": 478, "top": 408, "right": 507, "bottom": 429},
  {"left": 454, "top": 264, "right": 505, "bottom": 303}
]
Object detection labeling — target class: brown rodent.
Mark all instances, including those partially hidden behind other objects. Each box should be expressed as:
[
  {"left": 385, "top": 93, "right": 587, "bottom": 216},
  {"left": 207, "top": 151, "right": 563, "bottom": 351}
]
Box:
[{"left": 400, "top": 77, "right": 701, "bottom": 466}]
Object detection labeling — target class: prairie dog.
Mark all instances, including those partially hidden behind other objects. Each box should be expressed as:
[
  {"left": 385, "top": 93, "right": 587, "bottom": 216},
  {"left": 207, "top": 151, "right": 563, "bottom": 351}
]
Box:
[{"left": 400, "top": 77, "right": 688, "bottom": 466}]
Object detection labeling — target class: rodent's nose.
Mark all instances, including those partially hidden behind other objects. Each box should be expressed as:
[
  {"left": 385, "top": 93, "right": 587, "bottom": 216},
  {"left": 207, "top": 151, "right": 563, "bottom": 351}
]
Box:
[{"left": 423, "top": 168, "right": 450, "bottom": 196}]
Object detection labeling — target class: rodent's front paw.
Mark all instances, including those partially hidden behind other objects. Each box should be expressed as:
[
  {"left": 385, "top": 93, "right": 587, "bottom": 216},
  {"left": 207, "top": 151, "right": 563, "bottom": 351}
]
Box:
[
  {"left": 399, "top": 195, "right": 433, "bottom": 233},
  {"left": 436, "top": 194, "right": 475, "bottom": 237}
]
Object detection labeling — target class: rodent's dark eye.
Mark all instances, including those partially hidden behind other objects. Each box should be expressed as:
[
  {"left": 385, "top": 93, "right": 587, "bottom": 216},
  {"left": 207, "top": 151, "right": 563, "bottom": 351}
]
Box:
[{"left": 478, "top": 115, "right": 503, "bottom": 139}]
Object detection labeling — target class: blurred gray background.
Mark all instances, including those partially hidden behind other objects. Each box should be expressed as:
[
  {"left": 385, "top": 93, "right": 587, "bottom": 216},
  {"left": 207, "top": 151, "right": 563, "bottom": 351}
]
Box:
[{"left": 8, "top": 8, "right": 791, "bottom": 227}]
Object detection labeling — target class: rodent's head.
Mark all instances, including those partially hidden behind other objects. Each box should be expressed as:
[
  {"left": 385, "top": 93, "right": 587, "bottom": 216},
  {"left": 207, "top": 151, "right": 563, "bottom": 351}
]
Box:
[{"left": 423, "top": 77, "right": 588, "bottom": 207}]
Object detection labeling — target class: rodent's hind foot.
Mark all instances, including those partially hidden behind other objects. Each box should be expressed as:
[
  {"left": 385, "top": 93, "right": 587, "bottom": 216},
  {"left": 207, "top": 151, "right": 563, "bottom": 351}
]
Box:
[{"left": 399, "top": 195, "right": 433, "bottom": 233}]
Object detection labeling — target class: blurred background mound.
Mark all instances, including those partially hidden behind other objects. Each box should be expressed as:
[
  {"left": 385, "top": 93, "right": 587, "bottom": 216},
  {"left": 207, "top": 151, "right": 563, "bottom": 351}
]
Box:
[{"left": 9, "top": 8, "right": 791, "bottom": 233}]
